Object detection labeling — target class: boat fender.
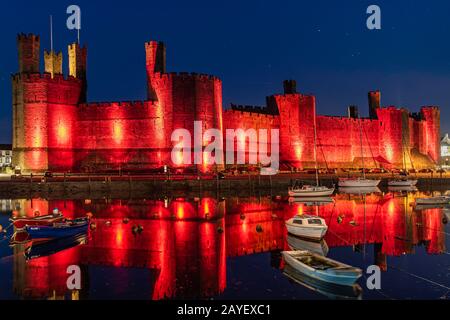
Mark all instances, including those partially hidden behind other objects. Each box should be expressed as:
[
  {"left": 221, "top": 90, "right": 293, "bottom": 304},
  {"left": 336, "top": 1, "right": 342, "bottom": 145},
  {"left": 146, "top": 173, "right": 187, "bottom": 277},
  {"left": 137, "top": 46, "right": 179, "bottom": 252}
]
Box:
[
  {"left": 217, "top": 226, "right": 224, "bottom": 234},
  {"left": 105, "top": 221, "right": 112, "bottom": 227},
  {"left": 123, "top": 218, "right": 130, "bottom": 224},
  {"left": 137, "top": 225, "right": 144, "bottom": 233},
  {"left": 256, "top": 225, "right": 263, "bottom": 233}
]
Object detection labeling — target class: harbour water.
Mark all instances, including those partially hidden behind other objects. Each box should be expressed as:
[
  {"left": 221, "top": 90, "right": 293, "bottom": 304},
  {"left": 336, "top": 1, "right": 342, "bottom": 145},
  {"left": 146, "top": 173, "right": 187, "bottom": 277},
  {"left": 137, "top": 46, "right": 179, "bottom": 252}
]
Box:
[{"left": 0, "top": 188, "right": 448, "bottom": 300}]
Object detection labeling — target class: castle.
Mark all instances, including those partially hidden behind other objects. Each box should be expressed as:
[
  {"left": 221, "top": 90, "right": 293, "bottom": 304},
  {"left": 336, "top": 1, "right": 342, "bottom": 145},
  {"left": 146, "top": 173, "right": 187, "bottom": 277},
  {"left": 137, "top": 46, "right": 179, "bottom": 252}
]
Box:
[{"left": 12, "top": 34, "right": 441, "bottom": 173}]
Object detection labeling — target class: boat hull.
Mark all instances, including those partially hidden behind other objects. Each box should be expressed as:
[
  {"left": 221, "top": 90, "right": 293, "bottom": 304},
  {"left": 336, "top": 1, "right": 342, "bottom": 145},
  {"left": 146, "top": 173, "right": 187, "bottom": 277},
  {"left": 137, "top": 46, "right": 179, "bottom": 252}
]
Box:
[
  {"left": 338, "top": 179, "right": 380, "bottom": 187},
  {"left": 388, "top": 179, "right": 418, "bottom": 187},
  {"left": 288, "top": 188, "right": 335, "bottom": 197},
  {"left": 286, "top": 223, "right": 328, "bottom": 241},
  {"left": 282, "top": 251, "right": 362, "bottom": 286},
  {"left": 25, "top": 233, "right": 87, "bottom": 260},
  {"left": 25, "top": 220, "right": 89, "bottom": 239},
  {"left": 415, "top": 197, "right": 450, "bottom": 205},
  {"left": 11, "top": 214, "right": 65, "bottom": 230}
]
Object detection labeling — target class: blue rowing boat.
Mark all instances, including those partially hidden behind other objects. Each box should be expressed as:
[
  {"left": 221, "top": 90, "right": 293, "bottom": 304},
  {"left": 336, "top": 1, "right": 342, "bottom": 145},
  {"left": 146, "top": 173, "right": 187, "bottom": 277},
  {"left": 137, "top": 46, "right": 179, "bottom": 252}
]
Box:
[
  {"left": 25, "top": 218, "right": 89, "bottom": 239},
  {"left": 25, "top": 232, "right": 88, "bottom": 260}
]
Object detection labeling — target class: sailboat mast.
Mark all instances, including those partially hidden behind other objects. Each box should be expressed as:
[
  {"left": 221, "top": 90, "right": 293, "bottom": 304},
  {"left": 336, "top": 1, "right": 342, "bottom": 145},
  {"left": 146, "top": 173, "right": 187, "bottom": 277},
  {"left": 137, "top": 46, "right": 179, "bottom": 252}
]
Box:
[
  {"left": 313, "top": 108, "right": 319, "bottom": 187},
  {"left": 359, "top": 118, "right": 366, "bottom": 179}
]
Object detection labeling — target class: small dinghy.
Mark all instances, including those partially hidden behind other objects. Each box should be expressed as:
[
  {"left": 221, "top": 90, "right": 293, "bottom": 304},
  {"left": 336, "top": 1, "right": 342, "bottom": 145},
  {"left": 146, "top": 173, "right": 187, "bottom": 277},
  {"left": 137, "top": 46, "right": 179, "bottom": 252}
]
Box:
[
  {"left": 25, "top": 232, "right": 88, "bottom": 260},
  {"left": 415, "top": 196, "right": 450, "bottom": 206},
  {"left": 283, "top": 264, "right": 363, "bottom": 300},
  {"left": 285, "top": 215, "right": 328, "bottom": 241},
  {"left": 25, "top": 217, "right": 89, "bottom": 239},
  {"left": 282, "top": 250, "right": 362, "bottom": 286},
  {"left": 10, "top": 211, "right": 64, "bottom": 230}
]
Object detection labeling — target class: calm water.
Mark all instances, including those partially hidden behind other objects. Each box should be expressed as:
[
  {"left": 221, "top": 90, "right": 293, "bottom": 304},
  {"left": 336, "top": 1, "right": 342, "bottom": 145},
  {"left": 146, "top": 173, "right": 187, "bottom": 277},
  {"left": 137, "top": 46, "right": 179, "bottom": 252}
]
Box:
[{"left": 0, "top": 189, "right": 449, "bottom": 300}]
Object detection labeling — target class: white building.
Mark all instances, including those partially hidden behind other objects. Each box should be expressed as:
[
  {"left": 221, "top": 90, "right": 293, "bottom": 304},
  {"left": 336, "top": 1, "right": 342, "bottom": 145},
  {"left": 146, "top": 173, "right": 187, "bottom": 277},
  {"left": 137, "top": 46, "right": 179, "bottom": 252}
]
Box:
[
  {"left": 0, "top": 144, "right": 12, "bottom": 169},
  {"left": 441, "top": 134, "right": 450, "bottom": 167}
]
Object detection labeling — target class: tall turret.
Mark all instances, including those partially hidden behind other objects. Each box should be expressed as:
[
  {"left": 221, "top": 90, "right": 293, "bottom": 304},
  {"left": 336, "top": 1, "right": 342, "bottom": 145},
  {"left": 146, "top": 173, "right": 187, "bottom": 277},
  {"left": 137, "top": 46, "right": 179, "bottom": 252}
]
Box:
[
  {"left": 68, "top": 43, "right": 87, "bottom": 102},
  {"left": 17, "top": 34, "right": 40, "bottom": 73},
  {"left": 368, "top": 90, "right": 381, "bottom": 119},
  {"left": 44, "top": 50, "right": 63, "bottom": 77},
  {"left": 145, "top": 41, "right": 166, "bottom": 100}
]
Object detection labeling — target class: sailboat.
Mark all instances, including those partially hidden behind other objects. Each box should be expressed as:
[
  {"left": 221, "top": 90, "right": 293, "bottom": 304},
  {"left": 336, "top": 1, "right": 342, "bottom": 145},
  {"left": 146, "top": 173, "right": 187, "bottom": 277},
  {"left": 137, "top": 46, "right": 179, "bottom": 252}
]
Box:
[
  {"left": 338, "top": 118, "right": 380, "bottom": 188},
  {"left": 289, "top": 110, "right": 335, "bottom": 197},
  {"left": 388, "top": 137, "right": 417, "bottom": 187}
]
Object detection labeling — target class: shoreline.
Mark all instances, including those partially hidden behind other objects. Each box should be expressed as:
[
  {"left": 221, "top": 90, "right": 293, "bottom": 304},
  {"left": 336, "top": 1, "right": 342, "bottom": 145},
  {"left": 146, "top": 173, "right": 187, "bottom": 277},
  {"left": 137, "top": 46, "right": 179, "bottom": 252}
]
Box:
[{"left": 0, "top": 174, "right": 448, "bottom": 199}]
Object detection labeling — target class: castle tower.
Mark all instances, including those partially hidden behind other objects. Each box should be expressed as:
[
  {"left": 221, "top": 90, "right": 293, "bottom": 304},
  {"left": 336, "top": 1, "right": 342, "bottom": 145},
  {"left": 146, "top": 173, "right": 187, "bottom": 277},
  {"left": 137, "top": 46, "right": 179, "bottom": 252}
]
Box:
[
  {"left": 368, "top": 90, "right": 381, "bottom": 119},
  {"left": 44, "top": 50, "right": 63, "bottom": 77},
  {"left": 68, "top": 43, "right": 87, "bottom": 102},
  {"left": 421, "top": 106, "right": 441, "bottom": 164},
  {"left": 17, "top": 34, "right": 40, "bottom": 73},
  {"left": 145, "top": 41, "right": 166, "bottom": 100},
  {"left": 283, "top": 80, "right": 297, "bottom": 94}
]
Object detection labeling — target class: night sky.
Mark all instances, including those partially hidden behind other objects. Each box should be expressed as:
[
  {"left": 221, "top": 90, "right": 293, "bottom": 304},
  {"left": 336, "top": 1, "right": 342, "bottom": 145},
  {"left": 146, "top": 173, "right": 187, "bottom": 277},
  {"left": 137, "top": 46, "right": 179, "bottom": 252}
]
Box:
[{"left": 0, "top": 0, "right": 449, "bottom": 144}]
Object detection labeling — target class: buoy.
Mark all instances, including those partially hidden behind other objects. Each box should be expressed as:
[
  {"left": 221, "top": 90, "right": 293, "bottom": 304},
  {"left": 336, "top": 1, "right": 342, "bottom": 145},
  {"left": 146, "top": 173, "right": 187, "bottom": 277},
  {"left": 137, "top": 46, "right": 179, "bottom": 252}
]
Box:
[
  {"left": 137, "top": 225, "right": 144, "bottom": 233},
  {"left": 90, "top": 223, "right": 97, "bottom": 230},
  {"left": 123, "top": 218, "right": 130, "bottom": 224},
  {"left": 132, "top": 225, "right": 139, "bottom": 235},
  {"left": 256, "top": 225, "right": 263, "bottom": 233},
  {"left": 105, "top": 221, "right": 112, "bottom": 226},
  {"left": 217, "top": 226, "right": 224, "bottom": 234}
]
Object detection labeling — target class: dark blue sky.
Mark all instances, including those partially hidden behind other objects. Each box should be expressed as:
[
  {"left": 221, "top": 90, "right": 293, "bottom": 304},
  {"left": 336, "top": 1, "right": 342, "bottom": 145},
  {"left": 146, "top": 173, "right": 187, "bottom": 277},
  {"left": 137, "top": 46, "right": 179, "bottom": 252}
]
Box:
[{"left": 0, "top": 0, "right": 449, "bottom": 143}]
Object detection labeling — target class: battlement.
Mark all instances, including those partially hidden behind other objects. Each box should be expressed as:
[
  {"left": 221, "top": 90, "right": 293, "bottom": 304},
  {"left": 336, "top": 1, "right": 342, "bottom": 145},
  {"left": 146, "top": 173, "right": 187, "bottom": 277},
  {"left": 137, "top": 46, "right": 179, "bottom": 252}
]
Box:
[
  {"left": 151, "top": 71, "right": 221, "bottom": 83},
  {"left": 317, "top": 115, "right": 380, "bottom": 123},
  {"left": 224, "top": 108, "right": 279, "bottom": 120},
  {"left": 421, "top": 106, "right": 440, "bottom": 112},
  {"left": 78, "top": 100, "right": 156, "bottom": 109},
  {"left": 229, "top": 104, "right": 276, "bottom": 115},
  {"left": 17, "top": 33, "right": 39, "bottom": 41},
  {"left": 12, "top": 72, "right": 81, "bottom": 84}
]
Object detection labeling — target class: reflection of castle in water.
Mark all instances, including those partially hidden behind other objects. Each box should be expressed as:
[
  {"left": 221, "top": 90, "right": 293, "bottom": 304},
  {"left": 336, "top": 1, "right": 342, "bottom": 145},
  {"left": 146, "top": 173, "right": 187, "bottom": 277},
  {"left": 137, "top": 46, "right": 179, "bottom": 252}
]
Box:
[{"left": 10, "top": 192, "right": 447, "bottom": 299}]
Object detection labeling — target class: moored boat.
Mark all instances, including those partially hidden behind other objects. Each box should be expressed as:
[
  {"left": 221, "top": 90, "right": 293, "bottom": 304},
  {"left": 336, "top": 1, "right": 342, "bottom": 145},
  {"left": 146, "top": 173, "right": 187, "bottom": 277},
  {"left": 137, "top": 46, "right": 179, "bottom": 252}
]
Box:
[
  {"left": 338, "top": 178, "right": 381, "bottom": 188},
  {"left": 388, "top": 178, "right": 418, "bottom": 187},
  {"left": 288, "top": 185, "right": 335, "bottom": 197},
  {"left": 415, "top": 196, "right": 450, "bottom": 206},
  {"left": 25, "top": 217, "right": 89, "bottom": 239},
  {"left": 282, "top": 250, "right": 362, "bottom": 286},
  {"left": 10, "top": 212, "right": 64, "bottom": 230},
  {"left": 285, "top": 215, "right": 328, "bottom": 241},
  {"left": 283, "top": 264, "right": 363, "bottom": 300}
]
